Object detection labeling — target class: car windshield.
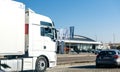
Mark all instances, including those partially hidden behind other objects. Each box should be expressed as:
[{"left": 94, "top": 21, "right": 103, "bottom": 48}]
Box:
[{"left": 99, "top": 51, "right": 116, "bottom": 56}]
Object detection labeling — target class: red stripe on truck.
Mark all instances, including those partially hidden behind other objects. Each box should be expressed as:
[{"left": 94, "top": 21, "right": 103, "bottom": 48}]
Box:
[{"left": 25, "top": 24, "right": 29, "bottom": 34}]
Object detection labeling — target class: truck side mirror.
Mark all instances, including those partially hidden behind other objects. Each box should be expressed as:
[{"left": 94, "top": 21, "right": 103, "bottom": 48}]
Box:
[{"left": 41, "top": 27, "right": 45, "bottom": 36}]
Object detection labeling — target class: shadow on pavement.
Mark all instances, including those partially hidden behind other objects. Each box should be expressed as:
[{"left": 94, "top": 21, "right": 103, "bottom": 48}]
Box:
[
  {"left": 69, "top": 65, "right": 118, "bottom": 69},
  {"left": 69, "top": 65, "right": 95, "bottom": 69}
]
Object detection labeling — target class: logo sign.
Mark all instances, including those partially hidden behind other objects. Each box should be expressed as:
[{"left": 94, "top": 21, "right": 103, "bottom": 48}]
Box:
[{"left": 70, "top": 26, "right": 74, "bottom": 39}]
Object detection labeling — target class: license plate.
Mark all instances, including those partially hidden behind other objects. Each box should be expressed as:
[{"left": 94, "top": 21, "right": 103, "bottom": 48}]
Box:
[{"left": 103, "top": 57, "right": 110, "bottom": 59}]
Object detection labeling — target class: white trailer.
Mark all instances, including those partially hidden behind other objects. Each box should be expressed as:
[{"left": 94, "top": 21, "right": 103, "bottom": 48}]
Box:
[{"left": 0, "top": 0, "right": 57, "bottom": 72}]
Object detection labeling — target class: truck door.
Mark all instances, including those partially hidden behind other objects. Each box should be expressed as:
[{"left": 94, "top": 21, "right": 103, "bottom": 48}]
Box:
[
  {"left": 30, "top": 24, "right": 45, "bottom": 51},
  {"left": 40, "top": 26, "right": 56, "bottom": 52}
]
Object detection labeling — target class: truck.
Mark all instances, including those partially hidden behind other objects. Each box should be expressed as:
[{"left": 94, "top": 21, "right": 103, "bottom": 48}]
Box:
[{"left": 0, "top": 0, "right": 57, "bottom": 72}]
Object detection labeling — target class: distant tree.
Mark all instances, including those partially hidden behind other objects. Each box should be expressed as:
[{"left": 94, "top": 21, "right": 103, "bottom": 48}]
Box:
[
  {"left": 110, "top": 45, "right": 116, "bottom": 49},
  {"left": 117, "top": 45, "right": 120, "bottom": 49}
]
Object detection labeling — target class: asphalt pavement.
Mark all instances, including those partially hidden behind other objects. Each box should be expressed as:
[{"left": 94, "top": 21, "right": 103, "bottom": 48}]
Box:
[{"left": 57, "top": 53, "right": 96, "bottom": 65}]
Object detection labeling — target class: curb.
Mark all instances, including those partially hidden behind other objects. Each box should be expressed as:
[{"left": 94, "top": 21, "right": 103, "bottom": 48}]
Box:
[{"left": 57, "top": 60, "right": 95, "bottom": 65}]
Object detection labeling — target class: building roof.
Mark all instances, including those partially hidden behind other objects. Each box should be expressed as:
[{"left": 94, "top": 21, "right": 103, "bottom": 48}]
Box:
[
  {"left": 72, "top": 35, "right": 95, "bottom": 42},
  {"left": 60, "top": 35, "right": 101, "bottom": 45}
]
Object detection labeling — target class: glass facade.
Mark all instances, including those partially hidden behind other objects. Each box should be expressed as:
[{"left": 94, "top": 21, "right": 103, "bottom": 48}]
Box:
[
  {"left": 64, "top": 43, "right": 95, "bottom": 54},
  {"left": 57, "top": 28, "right": 101, "bottom": 54}
]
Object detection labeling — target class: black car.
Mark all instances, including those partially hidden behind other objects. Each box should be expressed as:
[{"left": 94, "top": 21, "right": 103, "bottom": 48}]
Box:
[{"left": 96, "top": 49, "right": 120, "bottom": 68}]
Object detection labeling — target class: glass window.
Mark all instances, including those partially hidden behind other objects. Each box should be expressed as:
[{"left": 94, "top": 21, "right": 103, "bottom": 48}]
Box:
[
  {"left": 99, "top": 51, "right": 116, "bottom": 55},
  {"left": 118, "top": 51, "right": 120, "bottom": 54},
  {"left": 41, "top": 27, "right": 45, "bottom": 36},
  {"left": 41, "top": 27, "right": 54, "bottom": 39},
  {"left": 41, "top": 21, "right": 52, "bottom": 26},
  {"left": 40, "top": 21, "right": 57, "bottom": 41}
]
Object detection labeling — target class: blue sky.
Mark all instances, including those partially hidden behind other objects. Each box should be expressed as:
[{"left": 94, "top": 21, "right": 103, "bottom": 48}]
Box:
[{"left": 16, "top": 0, "right": 120, "bottom": 43}]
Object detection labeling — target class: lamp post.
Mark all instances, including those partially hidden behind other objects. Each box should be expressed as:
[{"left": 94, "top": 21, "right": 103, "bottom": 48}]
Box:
[
  {"left": 113, "top": 33, "right": 116, "bottom": 49},
  {"left": 95, "top": 35, "right": 97, "bottom": 41},
  {"left": 113, "top": 33, "right": 115, "bottom": 44}
]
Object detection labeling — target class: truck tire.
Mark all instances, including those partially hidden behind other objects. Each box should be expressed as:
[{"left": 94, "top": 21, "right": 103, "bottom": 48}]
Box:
[{"left": 35, "top": 57, "right": 47, "bottom": 72}]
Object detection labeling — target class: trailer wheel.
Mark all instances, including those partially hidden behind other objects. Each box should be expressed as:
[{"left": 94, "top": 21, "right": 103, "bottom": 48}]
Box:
[{"left": 35, "top": 57, "right": 47, "bottom": 72}]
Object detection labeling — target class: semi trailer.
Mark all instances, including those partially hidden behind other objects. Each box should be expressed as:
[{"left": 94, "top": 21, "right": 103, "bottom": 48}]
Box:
[{"left": 0, "top": 0, "right": 57, "bottom": 72}]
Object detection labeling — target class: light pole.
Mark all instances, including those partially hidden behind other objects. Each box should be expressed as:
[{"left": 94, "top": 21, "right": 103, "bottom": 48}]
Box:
[
  {"left": 95, "top": 35, "right": 97, "bottom": 41},
  {"left": 113, "top": 33, "right": 116, "bottom": 49},
  {"left": 113, "top": 33, "right": 115, "bottom": 44}
]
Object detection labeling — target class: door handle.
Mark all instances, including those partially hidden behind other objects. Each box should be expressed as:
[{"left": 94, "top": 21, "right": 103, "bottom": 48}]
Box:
[{"left": 44, "top": 46, "right": 46, "bottom": 49}]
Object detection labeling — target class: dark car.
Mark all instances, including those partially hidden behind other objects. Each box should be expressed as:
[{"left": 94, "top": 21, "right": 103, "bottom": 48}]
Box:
[
  {"left": 96, "top": 49, "right": 120, "bottom": 68},
  {"left": 94, "top": 49, "right": 102, "bottom": 55}
]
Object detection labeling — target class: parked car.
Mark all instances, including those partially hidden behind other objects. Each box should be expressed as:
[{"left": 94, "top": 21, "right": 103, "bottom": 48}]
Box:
[
  {"left": 91, "top": 49, "right": 101, "bottom": 54},
  {"left": 94, "top": 49, "right": 102, "bottom": 55},
  {"left": 96, "top": 49, "right": 120, "bottom": 68}
]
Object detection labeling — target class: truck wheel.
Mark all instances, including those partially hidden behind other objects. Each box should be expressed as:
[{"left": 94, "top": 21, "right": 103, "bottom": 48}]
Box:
[{"left": 35, "top": 57, "right": 47, "bottom": 72}]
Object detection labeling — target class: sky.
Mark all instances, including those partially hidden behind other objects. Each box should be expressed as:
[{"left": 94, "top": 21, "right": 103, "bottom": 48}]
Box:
[{"left": 16, "top": 0, "right": 120, "bottom": 43}]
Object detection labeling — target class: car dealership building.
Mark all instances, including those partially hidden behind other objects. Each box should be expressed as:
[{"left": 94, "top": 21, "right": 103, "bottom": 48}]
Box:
[{"left": 57, "top": 28, "right": 102, "bottom": 54}]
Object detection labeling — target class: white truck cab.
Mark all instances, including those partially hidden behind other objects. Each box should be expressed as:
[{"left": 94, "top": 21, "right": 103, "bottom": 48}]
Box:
[{"left": 0, "top": 0, "right": 57, "bottom": 72}]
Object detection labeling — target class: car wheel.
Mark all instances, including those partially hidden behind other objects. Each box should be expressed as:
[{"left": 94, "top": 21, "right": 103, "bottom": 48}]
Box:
[{"left": 96, "top": 64, "right": 100, "bottom": 68}]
